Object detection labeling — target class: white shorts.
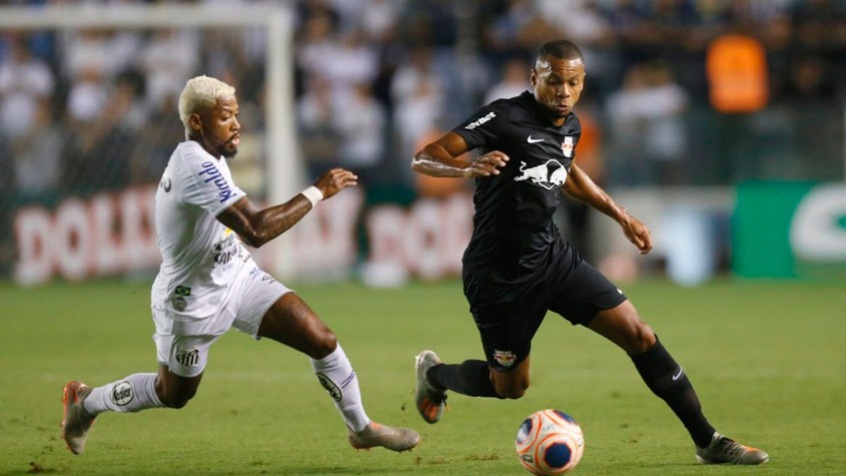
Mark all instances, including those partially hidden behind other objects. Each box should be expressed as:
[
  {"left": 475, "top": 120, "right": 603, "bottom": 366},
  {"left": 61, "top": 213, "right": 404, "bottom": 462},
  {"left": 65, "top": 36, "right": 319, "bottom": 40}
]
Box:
[{"left": 152, "top": 260, "right": 290, "bottom": 377}]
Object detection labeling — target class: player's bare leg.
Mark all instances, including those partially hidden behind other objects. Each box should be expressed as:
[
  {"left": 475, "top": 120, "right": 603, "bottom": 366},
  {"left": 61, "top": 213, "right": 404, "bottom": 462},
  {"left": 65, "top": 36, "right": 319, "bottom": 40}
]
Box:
[
  {"left": 259, "top": 293, "right": 419, "bottom": 452},
  {"left": 155, "top": 365, "right": 203, "bottom": 409},
  {"left": 489, "top": 356, "right": 531, "bottom": 399}
]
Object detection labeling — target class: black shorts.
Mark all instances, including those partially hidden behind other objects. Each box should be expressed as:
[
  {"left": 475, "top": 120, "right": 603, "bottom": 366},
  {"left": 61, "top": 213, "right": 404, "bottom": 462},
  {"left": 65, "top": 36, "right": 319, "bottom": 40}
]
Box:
[{"left": 463, "top": 246, "right": 626, "bottom": 372}]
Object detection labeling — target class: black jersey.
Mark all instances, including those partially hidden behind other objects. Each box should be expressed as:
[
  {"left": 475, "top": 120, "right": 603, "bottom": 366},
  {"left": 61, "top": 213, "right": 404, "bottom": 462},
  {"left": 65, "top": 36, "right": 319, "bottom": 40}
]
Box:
[{"left": 453, "top": 91, "right": 582, "bottom": 285}]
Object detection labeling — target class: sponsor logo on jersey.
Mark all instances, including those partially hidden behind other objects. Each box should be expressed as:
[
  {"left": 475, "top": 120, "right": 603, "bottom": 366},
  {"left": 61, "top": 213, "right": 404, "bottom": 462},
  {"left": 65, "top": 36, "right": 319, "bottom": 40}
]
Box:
[
  {"left": 527, "top": 135, "right": 544, "bottom": 144},
  {"left": 160, "top": 176, "right": 172, "bottom": 192},
  {"left": 173, "top": 285, "right": 191, "bottom": 311},
  {"left": 316, "top": 373, "right": 343, "bottom": 402},
  {"left": 493, "top": 349, "right": 517, "bottom": 367},
  {"left": 176, "top": 348, "right": 200, "bottom": 368},
  {"left": 212, "top": 233, "right": 238, "bottom": 266},
  {"left": 173, "top": 296, "right": 187, "bottom": 311},
  {"left": 198, "top": 161, "right": 233, "bottom": 203},
  {"left": 111, "top": 381, "right": 134, "bottom": 406},
  {"left": 464, "top": 111, "right": 496, "bottom": 130},
  {"left": 562, "top": 136, "right": 574, "bottom": 158},
  {"left": 513, "top": 159, "right": 569, "bottom": 189}
]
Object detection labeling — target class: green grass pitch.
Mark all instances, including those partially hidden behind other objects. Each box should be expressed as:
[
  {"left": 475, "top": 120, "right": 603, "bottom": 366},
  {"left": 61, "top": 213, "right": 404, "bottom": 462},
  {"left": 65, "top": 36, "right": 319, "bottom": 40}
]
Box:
[{"left": 0, "top": 277, "right": 844, "bottom": 475}]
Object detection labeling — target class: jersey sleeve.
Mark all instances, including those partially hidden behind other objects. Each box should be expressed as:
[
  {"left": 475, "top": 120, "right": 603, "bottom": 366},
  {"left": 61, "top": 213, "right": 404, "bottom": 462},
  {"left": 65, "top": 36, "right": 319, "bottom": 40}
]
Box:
[
  {"left": 451, "top": 102, "right": 508, "bottom": 151},
  {"left": 177, "top": 149, "right": 246, "bottom": 217}
]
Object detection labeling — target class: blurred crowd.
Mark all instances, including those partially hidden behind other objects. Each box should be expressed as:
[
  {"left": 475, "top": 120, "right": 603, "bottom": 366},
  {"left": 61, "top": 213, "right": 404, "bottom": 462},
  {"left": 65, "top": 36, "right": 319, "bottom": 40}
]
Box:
[{"left": 0, "top": 0, "right": 845, "bottom": 209}]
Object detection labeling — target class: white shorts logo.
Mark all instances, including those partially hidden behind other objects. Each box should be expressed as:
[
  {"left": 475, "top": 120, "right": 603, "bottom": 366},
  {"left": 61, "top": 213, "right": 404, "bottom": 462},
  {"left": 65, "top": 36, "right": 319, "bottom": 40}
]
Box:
[{"left": 175, "top": 348, "right": 200, "bottom": 368}]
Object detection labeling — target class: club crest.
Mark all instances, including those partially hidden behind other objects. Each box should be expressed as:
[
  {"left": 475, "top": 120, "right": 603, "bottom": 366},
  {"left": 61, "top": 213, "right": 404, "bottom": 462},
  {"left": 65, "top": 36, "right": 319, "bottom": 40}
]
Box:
[{"left": 562, "top": 136, "right": 574, "bottom": 158}]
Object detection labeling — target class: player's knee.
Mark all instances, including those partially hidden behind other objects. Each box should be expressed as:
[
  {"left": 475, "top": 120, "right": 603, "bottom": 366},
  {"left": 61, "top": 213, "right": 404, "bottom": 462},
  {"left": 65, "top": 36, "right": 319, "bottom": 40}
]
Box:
[
  {"left": 308, "top": 330, "right": 338, "bottom": 360},
  {"left": 497, "top": 385, "right": 528, "bottom": 400},
  {"left": 625, "top": 321, "right": 656, "bottom": 354},
  {"left": 499, "top": 387, "right": 527, "bottom": 399},
  {"left": 164, "top": 394, "right": 194, "bottom": 409},
  {"left": 160, "top": 389, "right": 196, "bottom": 409},
  {"left": 494, "top": 379, "right": 529, "bottom": 400}
]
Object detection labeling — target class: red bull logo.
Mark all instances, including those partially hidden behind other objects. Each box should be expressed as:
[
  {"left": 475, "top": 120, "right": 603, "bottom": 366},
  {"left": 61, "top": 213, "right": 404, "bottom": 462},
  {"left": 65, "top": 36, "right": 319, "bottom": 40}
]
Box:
[
  {"left": 514, "top": 160, "right": 569, "bottom": 189},
  {"left": 493, "top": 349, "right": 517, "bottom": 367}
]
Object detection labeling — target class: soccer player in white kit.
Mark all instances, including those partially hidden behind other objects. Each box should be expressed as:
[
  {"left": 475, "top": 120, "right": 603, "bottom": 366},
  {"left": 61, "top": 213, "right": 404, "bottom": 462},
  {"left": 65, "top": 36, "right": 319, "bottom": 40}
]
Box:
[{"left": 60, "top": 75, "right": 420, "bottom": 455}]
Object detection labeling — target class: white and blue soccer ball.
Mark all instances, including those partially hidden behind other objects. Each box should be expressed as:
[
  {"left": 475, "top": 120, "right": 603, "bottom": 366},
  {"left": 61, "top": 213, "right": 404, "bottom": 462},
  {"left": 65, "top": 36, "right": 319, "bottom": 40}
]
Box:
[{"left": 515, "top": 409, "right": 585, "bottom": 475}]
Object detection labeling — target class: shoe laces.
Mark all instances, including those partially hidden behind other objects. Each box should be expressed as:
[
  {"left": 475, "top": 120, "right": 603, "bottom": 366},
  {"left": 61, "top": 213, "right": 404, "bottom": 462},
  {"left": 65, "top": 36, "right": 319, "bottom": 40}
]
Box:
[
  {"left": 715, "top": 436, "right": 745, "bottom": 456},
  {"left": 430, "top": 392, "right": 447, "bottom": 405},
  {"left": 426, "top": 383, "right": 448, "bottom": 404}
]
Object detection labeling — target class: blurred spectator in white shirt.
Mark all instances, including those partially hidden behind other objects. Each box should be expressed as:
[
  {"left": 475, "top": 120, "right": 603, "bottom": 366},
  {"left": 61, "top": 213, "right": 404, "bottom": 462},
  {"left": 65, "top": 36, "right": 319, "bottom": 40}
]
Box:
[
  {"left": 484, "top": 56, "right": 530, "bottom": 104},
  {"left": 333, "top": 82, "right": 386, "bottom": 183},
  {"left": 0, "top": 34, "right": 55, "bottom": 138},
  {"left": 12, "top": 99, "right": 64, "bottom": 200},
  {"left": 391, "top": 46, "right": 445, "bottom": 181},
  {"left": 605, "top": 61, "right": 690, "bottom": 185},
  {"left": 138, "top": 28, "right": 199, "bottom": 110}
]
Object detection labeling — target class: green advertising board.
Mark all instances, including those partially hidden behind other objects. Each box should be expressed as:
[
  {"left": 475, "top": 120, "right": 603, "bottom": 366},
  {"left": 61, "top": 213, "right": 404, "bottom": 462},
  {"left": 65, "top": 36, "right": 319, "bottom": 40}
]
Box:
[{"left": 733, "top": 182, "right": 846, "bottom": 278}]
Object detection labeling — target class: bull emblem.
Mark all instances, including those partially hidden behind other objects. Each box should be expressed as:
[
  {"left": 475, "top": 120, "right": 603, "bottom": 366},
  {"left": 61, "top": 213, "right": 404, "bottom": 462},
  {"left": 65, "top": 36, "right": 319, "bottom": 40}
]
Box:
[{"left": 514, "top": 160, "right": 568, "bottom": 189}]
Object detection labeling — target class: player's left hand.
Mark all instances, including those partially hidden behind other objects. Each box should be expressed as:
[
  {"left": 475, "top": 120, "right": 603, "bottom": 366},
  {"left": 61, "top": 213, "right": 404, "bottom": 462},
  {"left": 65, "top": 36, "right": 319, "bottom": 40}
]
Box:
[
  {"left": 620, "top": 213, "right": 652, "bottom": 255},
  {"left": 314, "top": 168, "right": 358, "bottom": 200}
]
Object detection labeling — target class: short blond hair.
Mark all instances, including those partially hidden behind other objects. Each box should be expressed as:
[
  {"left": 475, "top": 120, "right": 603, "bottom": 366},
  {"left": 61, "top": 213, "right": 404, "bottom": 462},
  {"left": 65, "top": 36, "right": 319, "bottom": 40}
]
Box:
[{"left": 178, "top": 75, "right": 236, "bottom": 125}]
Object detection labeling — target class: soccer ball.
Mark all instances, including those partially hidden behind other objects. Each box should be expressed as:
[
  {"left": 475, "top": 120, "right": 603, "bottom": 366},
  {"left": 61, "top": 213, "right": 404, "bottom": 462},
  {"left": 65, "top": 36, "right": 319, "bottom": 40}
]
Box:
[{"left": 515, "top": 409, "right": 585, "bottom": 475}]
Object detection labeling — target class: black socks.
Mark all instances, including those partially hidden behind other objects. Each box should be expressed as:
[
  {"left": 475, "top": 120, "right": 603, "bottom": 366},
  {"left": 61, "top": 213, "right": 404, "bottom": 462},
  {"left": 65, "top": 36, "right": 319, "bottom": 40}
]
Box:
[
  {"left": 631, "top": 337, "right": 716, "bottom": 448},
  {"left": 427, "top": 359, "right": 501, "bottom": 398}
]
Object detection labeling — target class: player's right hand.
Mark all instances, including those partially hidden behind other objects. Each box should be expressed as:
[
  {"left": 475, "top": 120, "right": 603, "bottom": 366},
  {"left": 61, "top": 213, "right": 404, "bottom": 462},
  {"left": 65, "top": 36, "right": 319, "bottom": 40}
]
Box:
[
  {"left": 464, "top": 151, "right": 509, "bottom": 178},
  {"left": 315, "top": 168, "right": 358, "bottom": 200}
]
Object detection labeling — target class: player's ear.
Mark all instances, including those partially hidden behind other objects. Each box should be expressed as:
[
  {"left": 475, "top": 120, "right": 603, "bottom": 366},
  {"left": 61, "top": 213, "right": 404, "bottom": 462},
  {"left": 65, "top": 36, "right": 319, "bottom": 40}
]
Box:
[
  {"left": 530, "top": 68, "right": 538, "bottom": 87},
  {"left": 188, "top": 112, "right": 203, "bottom": 132}
]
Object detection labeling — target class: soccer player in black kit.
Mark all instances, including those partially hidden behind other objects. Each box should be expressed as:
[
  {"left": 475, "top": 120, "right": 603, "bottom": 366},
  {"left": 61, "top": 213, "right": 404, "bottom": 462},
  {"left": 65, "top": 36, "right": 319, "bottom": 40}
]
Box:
[{"left": 410, "top": 39, "right": 768, "bottom": 465}]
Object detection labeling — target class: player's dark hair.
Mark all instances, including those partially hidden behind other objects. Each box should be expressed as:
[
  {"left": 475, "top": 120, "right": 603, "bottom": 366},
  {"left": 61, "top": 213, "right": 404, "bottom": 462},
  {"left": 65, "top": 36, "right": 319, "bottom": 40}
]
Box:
[{"left": 538, "top": 40, "right": 583, "bottom": 62}]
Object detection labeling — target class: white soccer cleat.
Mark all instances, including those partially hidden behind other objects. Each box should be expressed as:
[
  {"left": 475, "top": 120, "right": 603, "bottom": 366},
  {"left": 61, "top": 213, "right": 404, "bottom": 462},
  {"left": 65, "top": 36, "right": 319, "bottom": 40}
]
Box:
[
  {"left": 347, "top": 422, "right": 420, "bottom": 452},
  {"left": 61, "top": 380, "right": 96, "bottom": 455},
  {"left": 414, "top": 350, "right": 447, "bottom": 424}
]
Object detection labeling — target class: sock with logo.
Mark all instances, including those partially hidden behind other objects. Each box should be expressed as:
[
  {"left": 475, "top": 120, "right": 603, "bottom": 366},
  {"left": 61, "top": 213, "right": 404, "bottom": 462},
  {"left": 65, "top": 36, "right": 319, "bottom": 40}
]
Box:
[
  {"left": 310, "top": 344, "right": 370, "bottom": 433},
  {"left": 427, "top": 360, "right": 500, "bottom": 398},
  {"left": 631, "top": 337, "right": 716, "bottom": 448},
  {"left": 82, "top": 373, "right": 165, "bottom": 415}
]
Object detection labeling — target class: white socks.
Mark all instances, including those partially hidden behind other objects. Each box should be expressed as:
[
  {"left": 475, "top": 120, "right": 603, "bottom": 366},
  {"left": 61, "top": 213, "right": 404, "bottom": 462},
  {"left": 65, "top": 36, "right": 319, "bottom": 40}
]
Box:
[
  {"left": 79, "top": 346, "right": 370, "bottom": 434},
  {"left": 310, "top": 344, "right": 370, "bottom": 433},
  {"left": 83, "top": 373, "right": 165, "bottom": 415}
]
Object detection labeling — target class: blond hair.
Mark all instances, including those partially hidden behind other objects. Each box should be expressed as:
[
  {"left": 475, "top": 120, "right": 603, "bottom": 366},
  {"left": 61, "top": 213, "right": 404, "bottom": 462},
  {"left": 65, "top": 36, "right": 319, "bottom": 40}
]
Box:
[{"left": 178, "top": 75, "right": 236, "bottom": 125}]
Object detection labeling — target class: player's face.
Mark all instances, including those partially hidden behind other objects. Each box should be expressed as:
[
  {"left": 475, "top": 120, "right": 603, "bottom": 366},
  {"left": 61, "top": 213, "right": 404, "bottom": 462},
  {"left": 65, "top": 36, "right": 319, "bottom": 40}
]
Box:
[
  {"left": 531, "top": 56, "right": 586, "bottom": 125},
  {"left": 195, "top": 96, "right": 241, "bottom": 159}
]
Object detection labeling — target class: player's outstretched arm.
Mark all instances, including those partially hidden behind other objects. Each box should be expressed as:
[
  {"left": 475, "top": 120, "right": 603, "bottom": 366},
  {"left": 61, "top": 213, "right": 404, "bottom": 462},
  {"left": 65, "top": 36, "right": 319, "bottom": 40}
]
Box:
[
  {"left": 412, "top": 132, "right": 509, "bottom": 179},
  {"left": 217, "top": 168, "right": 357, "bottom": 248},
  {"left": 562, "top": 162, "right": 652, "bottom": 254}
]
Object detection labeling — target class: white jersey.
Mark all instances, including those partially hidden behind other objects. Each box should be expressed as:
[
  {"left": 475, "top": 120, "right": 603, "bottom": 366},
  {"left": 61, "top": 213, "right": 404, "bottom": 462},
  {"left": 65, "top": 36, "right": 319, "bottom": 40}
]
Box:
[{"left": 151, "top": 141, "right": 249, "bottom": 319}]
